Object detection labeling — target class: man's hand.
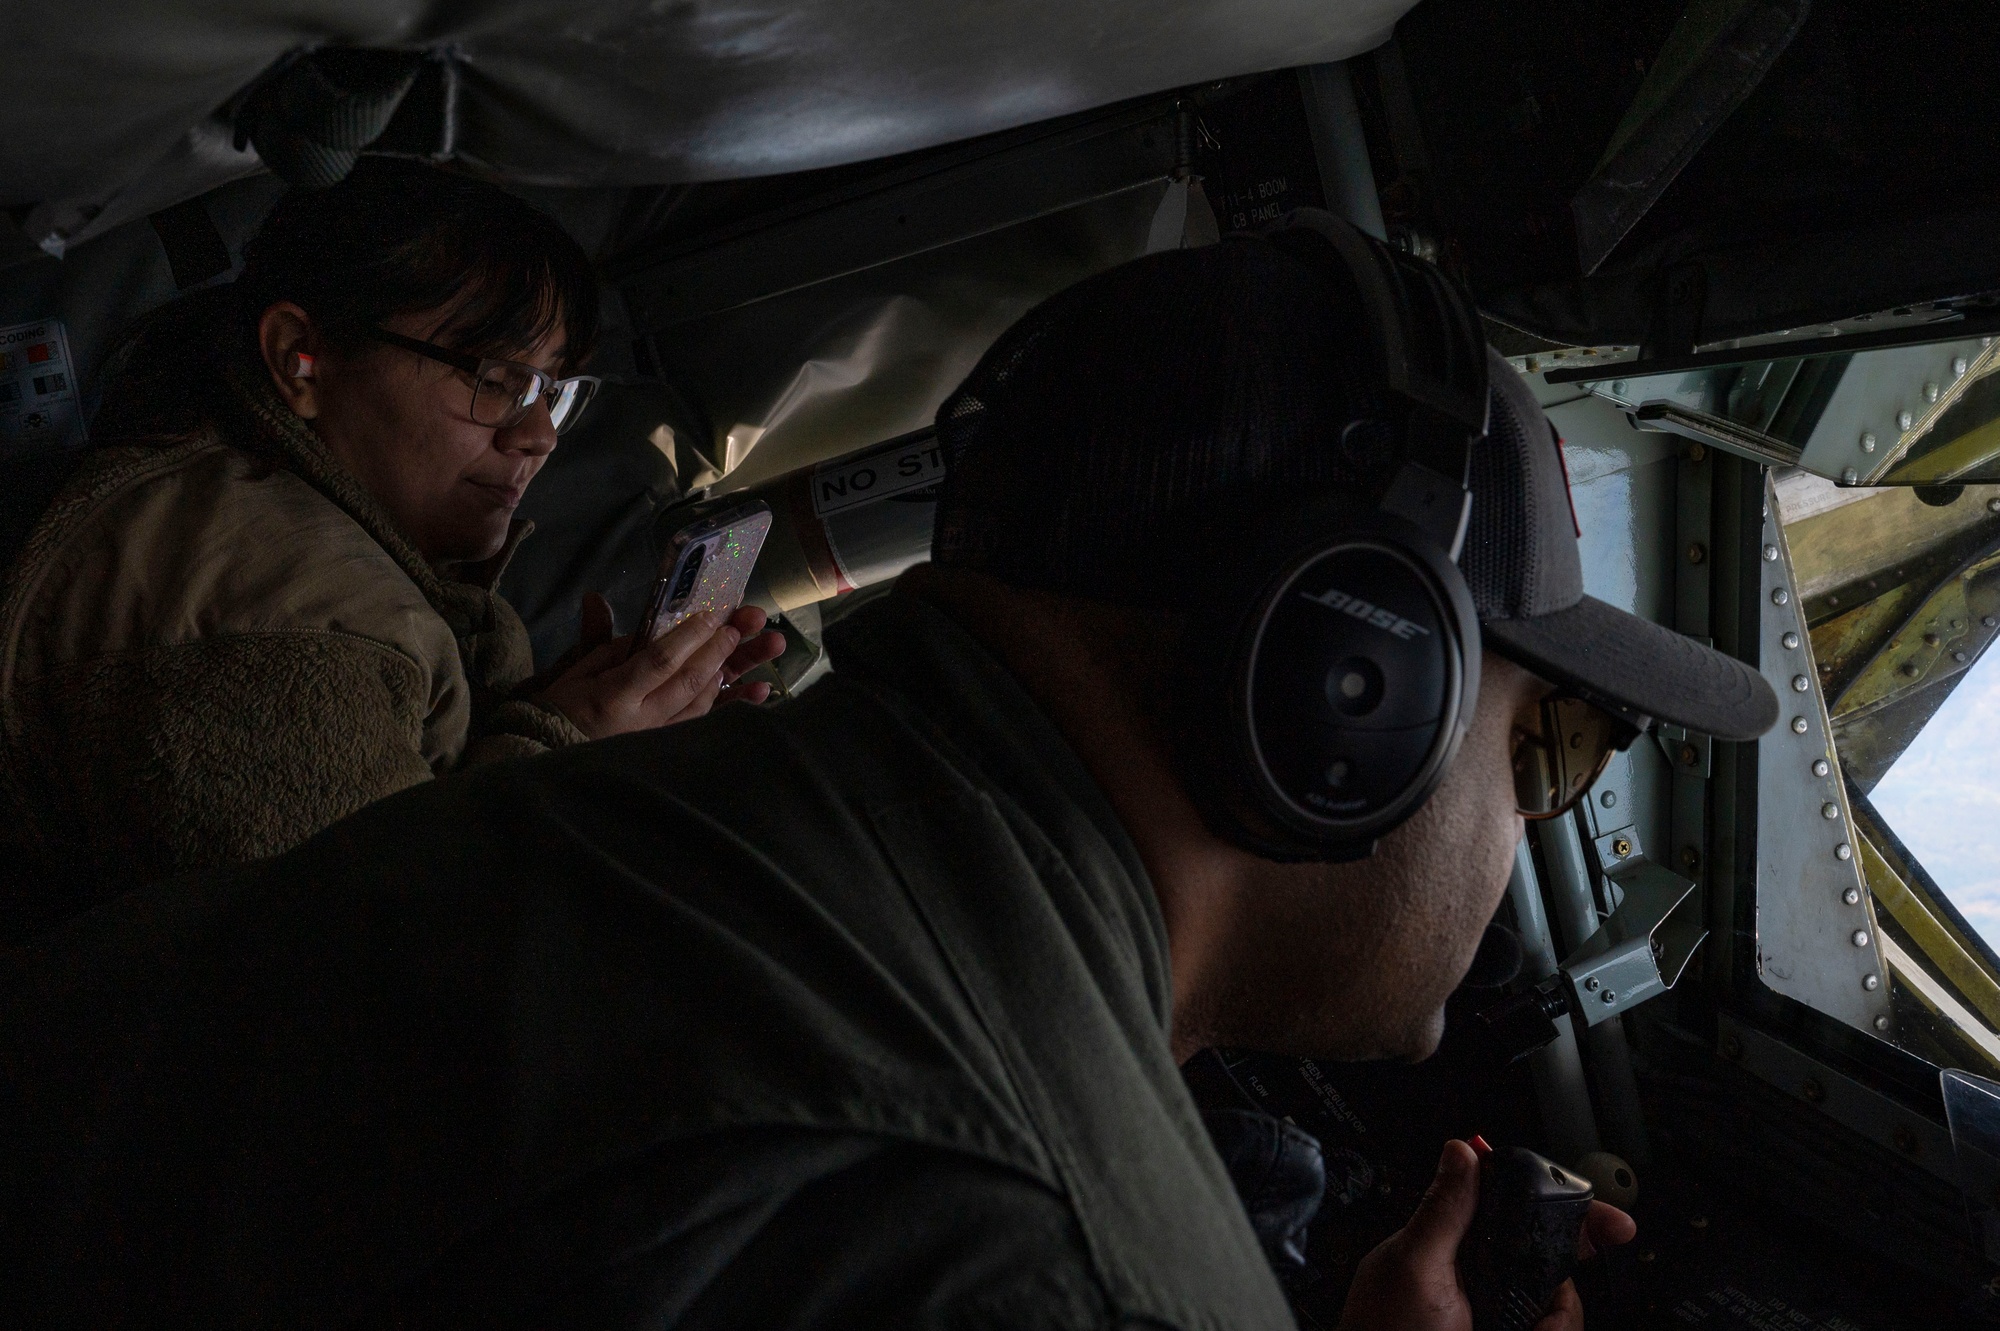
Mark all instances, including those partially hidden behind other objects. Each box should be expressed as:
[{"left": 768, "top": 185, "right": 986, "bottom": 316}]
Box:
[
  {"left": 1336, "top": 1140, "right": 1637, "bottom": 1331},
  {"left": 538, "top": 593, "right": 787, "bottom": 739}
]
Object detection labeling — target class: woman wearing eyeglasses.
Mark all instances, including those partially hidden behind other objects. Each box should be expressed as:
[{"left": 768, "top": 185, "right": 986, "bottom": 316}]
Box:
[{"left": 0, "top": 162, "right": 783, "bottom": 930}]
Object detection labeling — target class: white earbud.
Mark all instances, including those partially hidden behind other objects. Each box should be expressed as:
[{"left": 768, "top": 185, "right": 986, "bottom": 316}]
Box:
[{"left": 288, "top": 352, "right": 316, "bottom": 380}]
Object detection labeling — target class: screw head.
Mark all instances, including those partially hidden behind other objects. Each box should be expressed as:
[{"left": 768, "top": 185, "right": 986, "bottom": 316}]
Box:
[
  {"left": 1956, "top": 357, "right": 1970, "bottom": 376},
  {"left": 1863, "top": 973, "right": 1881, "bottom": 991},
  {"left": 1792, "top": 717, "right": 1810, "bottom": 734},
  {"left": 1782, "top": 631, "right": 1801, "bottom": 649},
  {"left": 1925, "top": 632, "right": 1941, "bottom": 647},
  {"left": 1955, "top": 651, "right": 1969, "bottom": 663},
  {"left": 1876, "top": 1015, "right": 1892, "bottom": 1031},
  {"left": 1901, "top": 662, "right": 1921, "bottom": 678},
  {"left": 1792, "top": 674, "right": 1811, "bottom": 692},
  {"left": 1583, "top": 976, "right": 1601, "bottom": 992},
  {"left": 1844, "top": 887, "right": 1861, "bottom": 905},
  {"left": 1926, "top": 381, "right": 1941, "bottom": 403},
  {"left": 1822, "top": 802, "right": 1842, "bottom": 820},
  {"left": 1899, "top": 409, "right": 1915, "bottom": 430},
  {"left": 1688, "top": 542, "right": 1708, "bottom": 565},
  {"left": 1602, "top": 989, "right": 1618, "bottom": 1004},
  {"left": 1813, "top": 759, "right": 1831, "bottom": 777},
  {"left": 1836, "top": 842, "right": 1853, "bottom": 861},
  {"left": 1681, "top": 846, "right": 1700, "bottom": 870},
  {"left": 1989, "top": 499, "right": 2000, "bottom": 515},
  {"left": 1986, "top": 616, "right": 1998, "bottom": 628},
  {"left": 1688, "top": 442, "right": 1707, "bottom": 463},
  {"left": 1842, "top": 467, "right": 1859, "bottom": 485},
  {"left": 1721, "top": 1033, "right": 1743, "bottom": 1060},
  {"left": 1612, "top": 837, "right": 1633, "bottom": 858},
  {"left": 1601, "top": 790, "right": 1618, "bottom": 808},
  {"left": 1763, "top": 544, "right": 1780, "bottom": 561},
  {"left": 1681, "top": 743, "right": 1699, "bottom": 765},
  {"left": 1852, "top": 929, "right": 1872, "bottom": 947},
  {"left": 1803, "top": 1078, "right": 1826, "bottom": 1104},
  {"left": 1861, "top": 431, "right": 1878, "bottom": 452},
  {"left": 1772, "top": 588, "right": 1791, "bottom": 605}
]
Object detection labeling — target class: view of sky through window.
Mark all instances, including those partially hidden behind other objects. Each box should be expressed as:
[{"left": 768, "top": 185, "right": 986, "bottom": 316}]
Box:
[{"left": 1870, "top": 657, "right": 2000, "bottom": 956}]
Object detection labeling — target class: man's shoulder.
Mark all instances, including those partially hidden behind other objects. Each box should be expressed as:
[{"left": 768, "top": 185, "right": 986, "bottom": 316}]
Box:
[{"left": 2, "top": 434, "right": 450, "bottom": 682}]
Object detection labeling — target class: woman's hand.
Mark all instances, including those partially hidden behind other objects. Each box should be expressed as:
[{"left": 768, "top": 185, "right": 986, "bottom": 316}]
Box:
[
  {"left": 1336, "top": 1140, "right": 1636, "bottom": 1331},
  {"left": 538, "top": 593, "right": 787, "bottom": 740}
]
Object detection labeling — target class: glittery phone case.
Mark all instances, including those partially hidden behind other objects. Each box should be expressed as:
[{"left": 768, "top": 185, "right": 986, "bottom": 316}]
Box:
[{"left": 638, "top": 501, "right": 774, "bottom": 643}]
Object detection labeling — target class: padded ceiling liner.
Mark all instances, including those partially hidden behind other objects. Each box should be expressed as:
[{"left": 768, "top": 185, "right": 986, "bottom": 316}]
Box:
[{"left": 4, "top": 0, "right": 1416, "bottom": 253}]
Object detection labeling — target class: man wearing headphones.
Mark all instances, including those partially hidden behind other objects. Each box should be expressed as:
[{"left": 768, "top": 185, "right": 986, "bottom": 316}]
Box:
[{"left": 4, "top": 215, "right": 1777, "bottom": 1329}]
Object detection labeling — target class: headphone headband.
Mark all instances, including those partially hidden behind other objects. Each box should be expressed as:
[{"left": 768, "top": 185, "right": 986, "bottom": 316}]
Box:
[{"left": 1257, "top": 211, "right": 1490, "bottom": 558}]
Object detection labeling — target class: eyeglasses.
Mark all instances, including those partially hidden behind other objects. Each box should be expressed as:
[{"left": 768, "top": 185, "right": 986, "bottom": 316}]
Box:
[
  {"left": 1512, "top": 694, "right": 1630, "bottom": 820},
  {"left": 365, "top": 328, "right": 601, "bottom": 435}
]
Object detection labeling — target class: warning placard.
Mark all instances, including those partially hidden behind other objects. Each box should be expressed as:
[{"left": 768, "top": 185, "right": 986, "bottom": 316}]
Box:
[
  {"left": 811, "top": 432, "right": 944, "bottom": 517},
  {"left": 0, "top": 319, "right": 84, "bottom": 452}
]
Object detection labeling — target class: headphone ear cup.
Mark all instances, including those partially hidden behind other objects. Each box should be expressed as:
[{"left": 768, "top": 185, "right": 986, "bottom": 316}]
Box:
[{"left": 1176, "top": 510, "right": 1480, "bottom": 861}]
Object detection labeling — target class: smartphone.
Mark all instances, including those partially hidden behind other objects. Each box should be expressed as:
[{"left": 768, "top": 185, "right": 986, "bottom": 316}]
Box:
[{"left": 635, "top": 501, "right": 774, "bottom": 647}]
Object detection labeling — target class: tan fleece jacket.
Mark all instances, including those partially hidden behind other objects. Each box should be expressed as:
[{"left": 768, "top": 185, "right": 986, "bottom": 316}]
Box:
[{"left": 0, "top": 366, "right": 586, "bottom": 904}]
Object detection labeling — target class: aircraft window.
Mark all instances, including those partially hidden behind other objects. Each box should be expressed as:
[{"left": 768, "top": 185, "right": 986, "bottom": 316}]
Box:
[{"left": 1779, "top": 471, "right": 2000, "bottom": 1070}]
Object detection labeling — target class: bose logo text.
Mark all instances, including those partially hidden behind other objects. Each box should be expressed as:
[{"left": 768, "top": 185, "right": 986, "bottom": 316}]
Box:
[{"left": 1301, "top": 587, "right": 1431, "bottom": 640}]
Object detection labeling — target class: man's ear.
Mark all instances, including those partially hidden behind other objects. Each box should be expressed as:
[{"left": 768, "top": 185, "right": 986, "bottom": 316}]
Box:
[{"left": 257, "top": 302, "right": 322, "bottom": 420}]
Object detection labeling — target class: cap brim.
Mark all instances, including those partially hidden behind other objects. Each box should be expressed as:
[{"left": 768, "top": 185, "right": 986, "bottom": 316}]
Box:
[{"left": 1483, "top": 596, "right": 1780, "bottom": 741}]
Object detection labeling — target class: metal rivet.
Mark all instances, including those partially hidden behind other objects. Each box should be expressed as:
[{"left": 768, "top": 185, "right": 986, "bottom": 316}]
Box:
[
  {"left": 1583, "top": 976, "right": 1601, "bottom": 992},
  {"left": 1688, "top": 442, "right": 1707, "bottom": 463},
  {"left": 1986, "top": 616, "right": 1998, "bottom": 628},
  {"left": 1852, "top": 929, "right": 1871, "bottom": 947},
  {"left": 1688, "top": 542, "right": 1708, "bottom": 565},
  {"left": 1836, "top": 842, "right": 1852, "bottom": 861},
  {"left": 1721, "top": 1033, "right": 1743, "bottom": 1060},
  {"left": 1602, "top": 989, "right": 1618, "bottom": 1004},
  {"left": 1763, "top": 544, "right": 1780, "bottom": 561},
  {"left": 1989, "top": 499, "right": 2000, "bottom": 515},
  {"left": 1772, "top": 588, "right": 1791, "bottom": 605},
  {"left": 1861, "top": 431, "right": 1878, "bottom": 452},
  {"left": 1792, "top": 675, "right": 1810, "bottom": 692},
  {"left": 1844, "top": 886, "right": 1861, "bottom": 905},
  {"left": 1681, "top": 846, "right": 1700, "bottom": 870},
  {"left": 1601, "top": 790, "right": 1617, "bottom": 808},
  {"left": 1842, "top": 467, "right": 1859, "bottom": 485},
  {"left": 1956, "top": 357, "right": 1970, "bottom": 377},
  {"left": 1822, "top": 802, "right": 1841, "bottom": 820},
  {"left": 1875, "top": 1015, "right": 1891, "bottom": 1031},
  {"left": 1925, "top": 632, "right": 1941, "bottom": 646},
  {"left": 1863, "top": 973, "right": 1881, "bottom": 991},
  {"left": 1613, "top": 837, "right": 1633, "bottom": 858},
  {"left": 1792, "top": 717, "right": 1810, "bottom": 733},
  {"left": 1901, "top": 662, "right": 1921, "bottom": 678},
  {"left": 1926, "top": 381, "right": 1941, "bottom": 403},
  {"left": 1611, "top": 381, "right": 1627, "bottom": 395},
  {"left": 1782, "top": 631, "right": 1801, "bottom": 649},
  {"left": 1803, "top": 1078, "right": 1826, "bottom": 1104},
  {"left": 1955, "top": 651, "right": 1969, "bottom": 663},
  {"left": 1899, "top": 410, "right": 1915, "bottom": 430},
  {"left": 1813, "top": 759, "right": 1831, "bottom": 777}
]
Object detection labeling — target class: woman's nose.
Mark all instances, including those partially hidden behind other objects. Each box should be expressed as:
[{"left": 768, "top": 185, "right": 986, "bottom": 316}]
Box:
[{"left": 497, "top": 400, "right": 558, "bottom": 456}]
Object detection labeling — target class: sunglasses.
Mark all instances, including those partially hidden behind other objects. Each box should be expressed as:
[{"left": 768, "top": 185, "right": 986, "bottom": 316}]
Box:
[
  {"left": 366, "top": 328, "right": 601, "bottom": 435},
  {"left": 1512, "top": 694, "right": 1630, "bottom": 820}
]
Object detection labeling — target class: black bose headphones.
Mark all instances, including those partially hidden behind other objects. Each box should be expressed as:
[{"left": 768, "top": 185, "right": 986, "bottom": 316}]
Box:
[{"left": 1175, "top": 210, "right": 1492, "bottom": 864}]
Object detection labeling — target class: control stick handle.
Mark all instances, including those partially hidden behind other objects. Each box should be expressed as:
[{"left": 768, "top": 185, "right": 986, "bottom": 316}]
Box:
[{"left": 1459, "top": 1137, "right": 1595, "bottom": 1331}]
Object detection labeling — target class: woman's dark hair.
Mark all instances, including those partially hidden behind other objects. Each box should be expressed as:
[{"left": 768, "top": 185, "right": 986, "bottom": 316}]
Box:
[
  {"left": 92, "top": 160, "right": 599, "bottom": 443},
  {"left": 235, "top": 159, "right": 599, "bottom": 371}
]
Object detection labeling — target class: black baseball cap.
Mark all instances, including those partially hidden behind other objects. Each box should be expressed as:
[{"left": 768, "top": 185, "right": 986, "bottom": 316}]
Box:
[{"left": 932, "top": 229, "right": 1779, "bottom": 741}]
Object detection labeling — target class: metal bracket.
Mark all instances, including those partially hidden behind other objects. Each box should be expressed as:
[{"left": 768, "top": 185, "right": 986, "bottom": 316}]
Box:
[{"left": 1559, "top": 858, "right": 1709, "bottom": 1027}]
